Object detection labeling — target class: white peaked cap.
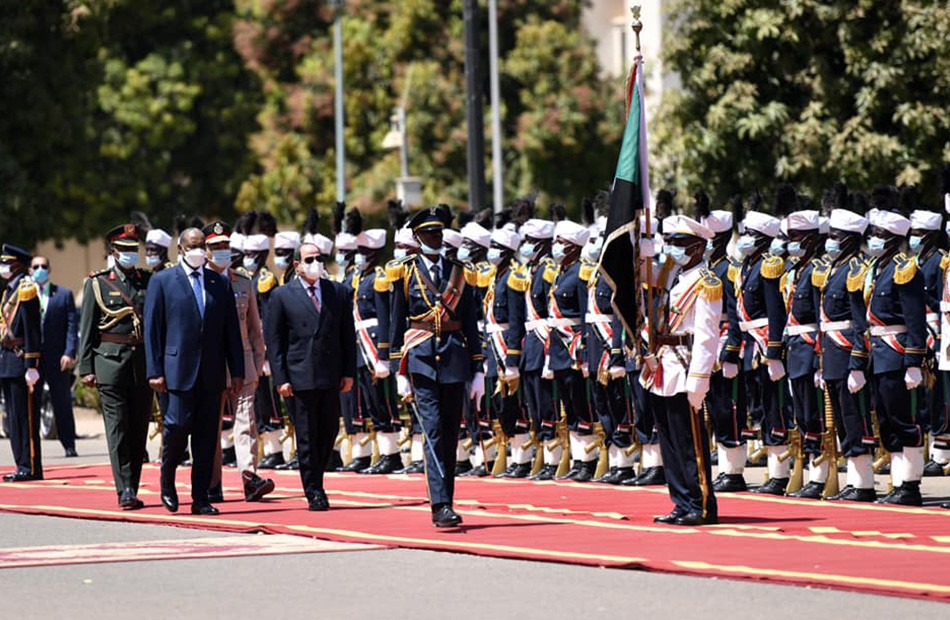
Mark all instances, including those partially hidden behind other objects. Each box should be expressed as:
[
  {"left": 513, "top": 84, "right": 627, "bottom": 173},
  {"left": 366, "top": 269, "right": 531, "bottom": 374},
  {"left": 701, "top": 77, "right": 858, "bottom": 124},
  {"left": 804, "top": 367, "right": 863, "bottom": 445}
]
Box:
[
  {"left": 356, "top": 229, "right": 387, "bottom": 250},
  {"left": 786, "top": 210, "right": 820, "bottom": 231},
  {"left": 743, "top": 212, "right": 781, "bottom": 237},
  {"left": 460, "top": 222, "right": 492, "bottom": 248},
  {"left": 520, "top": 219, "right": 555, "bottom": 240},
  {"left": 245, "top": 234, "right": 270, "bottom": 252},
  {"left": 229, "top": 232, "right": 246, "bottom": 252},
  {"left": 910, "top": 210, "right": 942, "bottom": 231},
  {"left": 274, "top": 231, "right": 301, "bottom": 250},
  {"left": 869, "top": 209, "right": 911, "bottom": 237},
  {"left": 331, "top": 232, "right": 357, "bottom": 252},
  {"left": 829, "top": 209, "right": 868, "bottom": 235},
  {"left": 554, "top": 220, "right": 590, "bottom": 247},
  {"left": 663, "top": 215, "right": 713, "bottom": 240},
  {"left": 146, "top": 229, "right": 172, "bottom": 248},
  {"left": 492, "top": 228, "right": 522, "bottom": 251},
  {"left": 394, "top": 227, "right": 419, "bottom": 248},
  {"left": 442, "top": 229, "right": 462, "bottom": 249},
  {"left": 702, "top": 210, "right": 733, "bottom": 234}
]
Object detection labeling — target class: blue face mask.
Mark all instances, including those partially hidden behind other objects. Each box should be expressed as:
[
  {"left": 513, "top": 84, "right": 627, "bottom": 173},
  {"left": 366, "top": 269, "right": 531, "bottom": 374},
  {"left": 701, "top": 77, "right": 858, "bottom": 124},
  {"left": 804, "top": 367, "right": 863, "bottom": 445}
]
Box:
[
  {"left": 787, "top": 241, "right": 804, "bottom": 257},
  {"left": 354, "top": 253, "right": 367, "bottom": 267},
  {"left": 457, "top": 247, "right": 472, "bottom": 263},
  {"left": 867, "top": 236, "right": 887, "bottom": 257},
  {"left": 770, "top": 238, "right": 786, "bottom": 256},
  {"left": 519, "top": 242, "right": 538, "bottom": 261},
  {"left": 116, "top": 252, "right": 139, "bottom": 269},
  {"left": 32, "top": 267, "right": 48, "bottom": 284},
  {"left": 584, "top": 238, "right": 603, "bottom": 263},
  {"left": 420, "top": 242, "right": 441, "bottom": 256},
  {"left": 487, "top": 248, "right": 504, "bottom": 266},
  {"left": 825, "top": 238, "right": 842, "bottom": 259},
  {"left": 552, "top": 242, "right": 567, "bottom": 263},
  {"left": 145, "top": 255, "right": 162, "bottom": 269},
  {"left": 908, "top": 235, "right": 924, "bottom": 254},
  {"left": 210, "top": 250, "right": 231, "bottom": 268},
  {"left": 669, "top": 246, "right": 690, "bottom": 266},
  {"left": 704, "top": 239, "right": 714, "bottom": 257},
  {"left": 393, "top": 248, "right": 408, "bottom": 260},
  {"left": 274, "top": 255, "right": 290, "bottom": 269},
  {"left": 243, "top": 256, "right": 257, "bottom": 271},
  {"left": 736, "top": 235, "right": 757, "bottom": 257}
]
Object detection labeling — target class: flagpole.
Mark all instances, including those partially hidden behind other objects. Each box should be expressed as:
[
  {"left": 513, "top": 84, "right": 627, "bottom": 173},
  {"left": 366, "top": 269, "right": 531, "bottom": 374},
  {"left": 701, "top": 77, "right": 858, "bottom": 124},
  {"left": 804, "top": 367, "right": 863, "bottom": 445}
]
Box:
[{"left": 631, "top": 6, "right": 654, "bottom": 360}]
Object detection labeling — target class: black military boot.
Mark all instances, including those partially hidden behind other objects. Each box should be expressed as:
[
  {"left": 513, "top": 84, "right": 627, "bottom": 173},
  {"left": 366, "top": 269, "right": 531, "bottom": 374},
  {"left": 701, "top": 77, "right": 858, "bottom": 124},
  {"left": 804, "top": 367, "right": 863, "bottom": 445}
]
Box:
[
  {"left": 572, "top": 460, "right": 597, "bottom": 482},
  {"left": 555, "top": 460, "right": 584, "bottom": 481},
  {"left": 923, "top": 460, "right": 946, "bottom": 477},
  {"left": 527, "top": 465, "right": 557, "bottom": 481},
  {"left": 593, "top": 467, "right": 618, "bottom": 483},
  {"left": 876, "top": 480, "right": 923, "bottom": 506},
  {"left": 712, "top": 473, "right": 747, "bottom": 492},
  {"left": 361, "top": 454, "right": 403, "bottom": 475},
  {"left": 624, "top": 466, "right": 666, "bottom": 486},
  {"left": 258, "top": 452, "right": 285, "bottom": 470},
  {"left": 396, "top": 460, "right": 426, "bottom": 475},
  {"left": 827, "top": 485, "right": 876, "bottom": 502},
  {"left": 787, "top": 480, "right": 824, "bottom": 499},
  {"left": 336, "top": 456, "right": 371, "bottom": 473},
  {"left": 455, "top": 459, "right": 473, "bottom": 475},
  {"left": 499, "top": 463, "right": 532, "bottom": 479},
  {"left": 752, "top": 477, "right": 789, "bottom": 496}
]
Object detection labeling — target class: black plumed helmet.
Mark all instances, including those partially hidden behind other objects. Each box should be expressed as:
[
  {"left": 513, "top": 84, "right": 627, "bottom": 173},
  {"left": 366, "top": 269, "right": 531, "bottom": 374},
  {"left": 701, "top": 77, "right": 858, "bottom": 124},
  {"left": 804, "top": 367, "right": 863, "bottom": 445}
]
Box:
[
  {"left": 746, "top": 189, "right": 764, "bottom": 213},
  {"left": 474, "top": 208, "right": 493, "bottom": 228},
  {"left": 870, "top": 186, "right": 899, "bottom": 212},
  {"left": 730, "top": 194, "right": 744, "bottom": 232},
  {"left": 898, "top": 185, "right": 919, "bottom": 218},
  {"left": 235, "top": 211, "right": 257, "bottom": 235},
  {"left": 388, "top": 200, "right": 408, "bottom": 229},
  {"left": 797, "top": 192, "right": 814, "bottom": 210},
  {"left": 655, "top": 189, "right": 674, "bottom": 220},
  {"left": 581, "top": 198, "right": 595, "bottom": 226},
  {"left": 175, "top": 214, "right": 205, "bottom": 236},
  {"left": 511, "top": 195, "right": 536, "bottom": 226},
  {"left": 332, "top": 201, "right": 345, "bottom": 235},
  {"left": 774, "top": 183, "right": 798, "bottom": 216},
  {"left": 821, "top": 181, "right": 849, "bottom": 215},
  {"left": 549, "top": 202, "right": 567, "bottom": 223},
  {"left": 257, "top": 212, "right": 277, "bottom": 237},
  {"left": 594, "top": 189, "right": 610, "bottom": 218},
  {"left": 458, "top": 210, "right": 474, "bottom": 228},
  {"left": 343, "top": 207, "right": 363, "bottom": 235},
  {"left": 302, "top": 208, "right": 320, "bottom": 236},
  {"left": 494, "top": 208, "right": 512, "bottom": 229},
  {"left": 849, "top": 191, "right": 869, "bottom": 214},
  {"left": 693, "top": 189, "right": 711, "bottom": 221},
  {"left": 940, "top": 164, "right": 950, "bottom": 200},
  {"left": 130, "top": 211, "right": 152, "bottom": 238},
  {"left": 438, "top": 203, "right": 456, "bottom": 228}
]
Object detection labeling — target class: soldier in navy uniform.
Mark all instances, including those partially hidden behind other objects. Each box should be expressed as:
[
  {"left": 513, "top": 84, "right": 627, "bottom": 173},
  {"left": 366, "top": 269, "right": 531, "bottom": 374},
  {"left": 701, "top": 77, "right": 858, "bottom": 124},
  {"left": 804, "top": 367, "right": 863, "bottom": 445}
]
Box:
[
  {"left": 547, "top": 221, "right": 596, "bottom": 481},
  {"left": 863, "top": 188, "right": 928, "bottom": 506},
  {"left": 351, "top": 228, "right": 403, "bottom": 475},
  {"left": 145, "top": 229, "right": 174, "bottom": 273},
  {"left": 0, "top": 244, "right": 43, "bottom": 482},
  {"left": 389, "top": 205, "right": 484, "bottom": 528},
  {"left": 483, "top": 227, "right": 529, "bottom": 478}
]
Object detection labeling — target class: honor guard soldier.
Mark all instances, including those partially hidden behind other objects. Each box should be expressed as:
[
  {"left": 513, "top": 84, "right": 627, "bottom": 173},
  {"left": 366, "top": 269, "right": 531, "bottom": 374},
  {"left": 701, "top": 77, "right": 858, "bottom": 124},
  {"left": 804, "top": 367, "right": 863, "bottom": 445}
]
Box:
[
  {"left": 145, "top": 229, "right": 174, "bottom": 272},
  {"left": 203, "top": 222, "right": 275, "bottom": 502},
  {"left": 0, "top": 244, "right": 42, "bottom": 482},
  {"left": 518, "top": 219, "right": 561, "bottom": 480},
  {"left": 863, "top": 191, "right": 928, "bottom": 506},
  {"left": 442, "top": 229, "right": 462, "bottom": 262},
  {"left": 547, "top": 220, "right": 597, "bottom": 481},
  {"left": 642, "top": 215, "right": 721, "bottom": 526},
  {"left": 484, "top": 227, "right": 530, "bottom": 478},
  {"left": 457, "top": 221, "right": 493, "bottom": 475},
  {"left": 78, "top": 226, "right": 151, "bottom": 505},
  {"left": 780, "top": 207, "right": 825, "bottom": 498},
  {"left": 731, "top": 194, "right": 789, "bottom": 495},
  {"left": 389, "top": 205, "right": 484, "bottom": 528},
  {"left": 351, "top": 228, "right": 403, "bottom": 474}
]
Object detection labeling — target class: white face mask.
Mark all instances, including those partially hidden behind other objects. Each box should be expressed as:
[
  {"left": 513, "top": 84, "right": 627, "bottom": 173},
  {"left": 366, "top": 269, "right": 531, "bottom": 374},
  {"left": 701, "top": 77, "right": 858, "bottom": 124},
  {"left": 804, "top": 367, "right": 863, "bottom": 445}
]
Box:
[
  {"left": 210, "top": 249, "right": 231, "bottom": 268},
  {"left": 274, "top": 255, "right": 290, "bottom": 269},
  {"left": 304, "top": 260, "right": 324, "bottom": 280},
  {"left": 393, "top": 248, "right": 408, "bottom": 260},
  {"left": 0, "top": 265, "right": 11, "bottom": 279},
  {"left": 183, "top": 247, "right": 207, "bottom": 269},
  {"left": 145, "top": 255, "right": 162, "bottom": 268},
  {"left": 242, "top": 256, "right": 257, "bottom": 271}
]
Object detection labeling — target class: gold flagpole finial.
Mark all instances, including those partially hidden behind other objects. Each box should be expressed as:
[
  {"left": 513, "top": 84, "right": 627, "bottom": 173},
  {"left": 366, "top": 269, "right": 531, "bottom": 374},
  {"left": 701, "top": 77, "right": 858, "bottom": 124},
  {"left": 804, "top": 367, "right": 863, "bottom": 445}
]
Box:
[{"left": 631, "top": 6, "right": 643, "bottom": 53}]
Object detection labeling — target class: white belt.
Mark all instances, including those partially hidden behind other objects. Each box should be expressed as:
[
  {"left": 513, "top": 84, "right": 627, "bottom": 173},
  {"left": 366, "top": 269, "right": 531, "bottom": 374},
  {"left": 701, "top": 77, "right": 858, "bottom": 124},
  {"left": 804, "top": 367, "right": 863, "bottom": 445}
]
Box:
[
  {"left": 941, "top": 302, "right": 950, "bottom": 313},
  {"left": 821, "top": 320, "right": 852, "bottom": 332},
  {"left": 927, "top": 311, "right": 939, "bottom": 322},
  {"left": 585, "top": 314, "right": 612, "bottom": 324},
  {"left": 354, "top": 318, "right": 378, "bottom": 330},
  {"left": 486, "top": 322, "right": 509, "bottom": 334},
  {"left": 869, "top": 324, "right": 907, "bottom": 337},
  {"left": 738, "top": 318, "right": 769, "bottom": 332},
  {"left": 525, "top": 319, "right": 548, "bottom": 332},
  {"left": 785, "top": 323, "right": 818, "bottom": 336},
  {"left": 549, "top": 318, "right": 582, "bottom": 328},
  {"left": 477, "top": 320, "right": 486, "bottom": 332}
]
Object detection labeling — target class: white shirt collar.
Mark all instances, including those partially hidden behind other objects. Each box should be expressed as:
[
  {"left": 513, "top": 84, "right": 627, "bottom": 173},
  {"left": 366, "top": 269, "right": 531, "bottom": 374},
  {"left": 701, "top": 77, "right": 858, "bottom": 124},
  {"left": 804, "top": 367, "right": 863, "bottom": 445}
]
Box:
[
  {"left": 418, "top": 252, "right": 442, "bottom": 273},
  {"left": 182, "top": 261, "right": 203, "bottom": 278}
]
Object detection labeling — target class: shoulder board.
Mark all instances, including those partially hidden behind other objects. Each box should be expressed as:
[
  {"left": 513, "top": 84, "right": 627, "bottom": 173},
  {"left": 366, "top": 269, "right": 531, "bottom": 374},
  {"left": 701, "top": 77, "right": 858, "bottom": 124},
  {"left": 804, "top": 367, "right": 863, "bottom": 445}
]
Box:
[
  {"left": 257, "top": 269, "right": 277, "bottom": 294},
  {"left": 233, "top": 266, "right": 252, "bottom": 280},
  {"left": 18, "top": 277, "right": 38, "bottom": 302},
  {"left": 579, "top": 260, "right": 595, "bottom": 283},
  {"left": 542, "top": 262, "right": 558, "bottom": 284},
  {"left": 374, "top": 267, "right": 390, "bottom": 292},
  {"left": 385, "top": 259, "right": 406, "bottom": 281},
  {"left": 846, "top": 260, "right": 867, "bottom": 293},
  {"left": 88, "top": 268, "right": 111, "bottom": 278},
  {"left": 698, "top": 268, "right": 723, "bottom": 301},
  {"left": 811, "top": 260, "right": 831, "bottom": 289},
  {"left": 351, "top": 272, "right": 361, "bottom": 290},
  {"left": 893, "top": 253, "right": 917, "bottom": 285},
  {"left": 940, "top": 249, "right": 950, "bottom": 271},
  {"left": 507, "top": 267, "right": 529, "bottom": 293},
  {"left": 477, "top": 264, "right": 496, "bottom": 288},
  {"left": 760, "top": 254, "right": 784, "bottom": 279},
  {"left": 726, "top": 263, "right": 739, "bottom": 284},
  {"left": 463, "top": 264, "right": 478, "bottom": 286}
]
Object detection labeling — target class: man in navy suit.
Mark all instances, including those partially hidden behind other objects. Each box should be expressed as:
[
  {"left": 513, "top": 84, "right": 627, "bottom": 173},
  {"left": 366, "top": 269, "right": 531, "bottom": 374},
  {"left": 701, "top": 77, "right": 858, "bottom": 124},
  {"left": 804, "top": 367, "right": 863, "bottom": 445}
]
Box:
[
  {"left": 145, "top": 228, "right": 245, "bottom": 515},
  {"left": 29, "top": 256, "right": 79, "bottom": 457},
  {"left": 265, "top": 241, "right": 356, "bottom": 511}
]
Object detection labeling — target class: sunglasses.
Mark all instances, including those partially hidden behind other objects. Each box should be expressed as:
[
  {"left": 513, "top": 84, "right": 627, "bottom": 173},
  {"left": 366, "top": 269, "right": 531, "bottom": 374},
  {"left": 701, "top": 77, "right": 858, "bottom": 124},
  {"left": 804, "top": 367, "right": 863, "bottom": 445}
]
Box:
[
  {"left": 302, "top": 255, "right": 323, "bottom": 264},
  {"left": 31, "top": 264, "right": 49, "bottom": 270}
]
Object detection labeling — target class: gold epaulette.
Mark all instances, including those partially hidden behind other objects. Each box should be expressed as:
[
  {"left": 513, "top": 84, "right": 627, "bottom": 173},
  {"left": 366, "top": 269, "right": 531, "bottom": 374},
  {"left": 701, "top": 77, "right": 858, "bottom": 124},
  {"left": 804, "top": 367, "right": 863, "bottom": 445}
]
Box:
[
  {"left": 507, "top": 266, "right": 529, "bottom": 293},
  {"left": 698, "top": 268, "right": 723, "bottom": 301},
  {"left": 350, "top": 272, "right": 360, "bottom": 290},
  {"left": 811, "top": 261, "right": 831, "bottom": 289},
  {"left": 760, "top": 254, "right": 784, "bottom": 279},
  {"left": 257, "top": 268, "right": 277, "bottom": 294},
  {"left": 727, "top": 263, "right": 739, "bottom": 284},
  {"left": 385, "top": 259, "right": 406, "bottom": 282},
  {"left": 542, "top": 262, "right": 558, "bottom": 284},
  {"left": 477, "top": 263, "right": 496, "bottom": 288},
  {"left": 846, "top": 260, "right": 867, "bottom": 293},
  {"left": 940, "top": 250, "right": 949, "bottom": 271},
  {"left": 374, "top": 267, "right": 389, "bottom": 293},
  {"left": 234, "top": 266, "right": 252, "bottom": 280},
  {"left": 464, "top": 263, "right": 478, "bottom": 286},
  {"left": 18, "top": 277, "right": 38, "bottom": 302},
  {"left": 894, "top": 253, "right": 917, "bottom": 285},
  {"left": 579, "top": 260, "right": 595, "bottom": 283}
]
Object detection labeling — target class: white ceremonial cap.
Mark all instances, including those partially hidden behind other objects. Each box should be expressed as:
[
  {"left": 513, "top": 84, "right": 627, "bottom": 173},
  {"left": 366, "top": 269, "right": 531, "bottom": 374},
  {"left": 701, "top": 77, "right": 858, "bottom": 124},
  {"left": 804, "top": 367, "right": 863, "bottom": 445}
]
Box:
[
  {"left": 595, "top": 215, "right": 607, "bottom": 232},
  {"left": 786, "top": 210, "right": 820, "bottom": 232},
  {"left": 869, "top": 210, "right": 911, "bottom": 237},
  {"left": 829, "top": 209, "right": 869, "bottom": 235},
  {"left": 229, "top": 232, "right": 246, "bottom": 252},
  {"left": 460, "top": 222, "right": 492, "bottom": 248},
  {"left": 554, "top": 220, "right": 590, "bottom": 247},
  {"left": 146, "top": 229, "right": 172, "bottom": 248},
  {"left": 663, "top": 215, "right": 713, "bottom": 240},
  {"left": 331, "top": 232, "right": 357, "bottom": 252},
  {"left": 819, "top": 216, "right": 830, "bottom": 235},
  {"left": 910, "top": 210, "right": 942, "bottom": 232},
  {"left": 639, "top": 214, "right": 659, "bottom": 236},
  {"left": 442, "top": 229, "right": 462, "bottom": 249},
  {"left": 274, "top": 231, "right": 301, "bottom": 250},
  {"left": 702, "top": 210, "right": 733, "bottom": 235},
  {"left": 743, "top": 212, "right": 781, "bottom": 238},
  {"left": 356, "top": 229, "right": 387, "bottom": 250},
  {"left": 492, "top": 228, "right": 522, "bottom": 251},
  {"left": 502, "top": 221, "right": 519, "bottom": 233},
  {"left": 520, "top": 219, "right": 555, "bottom": 240},
  {"left": 310, "top": 234, "right": 334, "bottom": 256},
  {"left": 244, "top": 234, "right": 270, "bottom": 252},
  {"left": 394, "top": 227, "right": 419, "bottom": 248}
]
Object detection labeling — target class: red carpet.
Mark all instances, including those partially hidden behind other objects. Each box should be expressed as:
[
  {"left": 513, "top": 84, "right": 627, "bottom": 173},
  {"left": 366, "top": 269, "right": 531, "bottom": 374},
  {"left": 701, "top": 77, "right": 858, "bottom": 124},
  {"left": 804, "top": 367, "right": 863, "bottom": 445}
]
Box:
[{"left": 2, "top": 463, "right": 950, "bottom": 602}]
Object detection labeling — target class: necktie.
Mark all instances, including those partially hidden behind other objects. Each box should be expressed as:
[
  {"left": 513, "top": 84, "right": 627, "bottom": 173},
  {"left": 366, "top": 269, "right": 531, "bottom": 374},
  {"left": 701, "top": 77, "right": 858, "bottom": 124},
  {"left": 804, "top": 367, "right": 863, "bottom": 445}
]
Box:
[
  {"left": 430, "top": 264, "right": 441, "bottom": 289},
  {"left": 191, "top": 271, "right": 204, "bottom": 318},
  {"left": 308, "top": 284, "right": 321, "bottom": 313}
]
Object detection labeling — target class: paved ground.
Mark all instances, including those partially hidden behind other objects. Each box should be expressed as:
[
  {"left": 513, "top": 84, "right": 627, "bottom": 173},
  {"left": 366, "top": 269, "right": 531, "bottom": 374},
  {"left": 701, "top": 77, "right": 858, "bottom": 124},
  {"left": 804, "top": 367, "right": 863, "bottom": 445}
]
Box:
[{"left": 0, "top": 408, "right": 947, "bottom": 619}]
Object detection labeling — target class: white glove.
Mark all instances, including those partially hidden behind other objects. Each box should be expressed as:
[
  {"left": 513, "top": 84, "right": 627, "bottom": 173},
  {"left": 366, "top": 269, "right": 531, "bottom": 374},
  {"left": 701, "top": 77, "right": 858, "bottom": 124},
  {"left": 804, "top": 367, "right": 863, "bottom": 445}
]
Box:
[
  {"left": 24, "top": 368, "right": 39, "bottom": 388},
  {"left": 373, "top": 360, "right": 391, "bottom": 379},
  {"left": 814, "top": 370, "right": 824, "bottom": 390},
  {"left": 470, "top": 372, "right": 486, "bottom": 410},
  {"left": 504, "top": 366, "right": 520, "bottom": 381},
  {"left": 847, "top": 369, "right": 866, "bottom": 394},
  {"left": 905, "top": 366, "right": 923, "bottom": 390},
  {"left": 608, "top": 366, "right": 625, "bottom": 380},
  {"left": 581, "top": 362, "right": 589, "bottom": 378},
  {"left": 396, "top": 374, "right": 412, "bottom": 398},
  {"left": 638, "top": 238, "right": 655, "bottom": 258},
  {"left": 767, "top": 359, "right": 786, "bottom": 382},
  {"left": 541, "top": 359, "right": 554, "bottom": 380},
  {"left": 262, "top": 360, "right": 271, "bottom": 376},
  {"left": 687, "top": 389, "right": 706, "bottom": 411},
  {"left": 721, "top": 362, "right": 739, "bottom": 379}
]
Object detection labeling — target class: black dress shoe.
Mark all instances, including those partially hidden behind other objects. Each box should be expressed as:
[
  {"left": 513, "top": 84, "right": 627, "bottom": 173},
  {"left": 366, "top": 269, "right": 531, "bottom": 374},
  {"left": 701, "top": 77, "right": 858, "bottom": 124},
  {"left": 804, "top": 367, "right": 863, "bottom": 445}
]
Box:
[
  {"left": 432, "top": 505, "right": 463, "bottom": 528},
  {"left": 119, "top": 488, "right": 140, "bottom": 510},
  {"left": 653, "top": 507, "right": 686, "bottom": 524},
  {"left": 941, "top": 502, "right": 950, "bottom": 509},
  {"left": 64, "top": 447, "right": 78, "bottom": 458},
  {"left": 395, "top": 460, "right": 426, "bottom": 475},
  {"left": 258, "top": 452, "right": 286, "bottom": 470},
  {"left": 593, "top": 467, "right": 618, "bottom": 483},
  {"left": 527, "top": 465, "right": 557, "bottom": 481},
  {"left": 924, "top": 460, "right": 946, "bottom": 477},
  {"left": 713, "top": 473, "right": 748, "bottom": 492},
  {"left": 459, "top": 464, "right": 490, "bottom": 477},
  {"left": 674, "top": 511, "right": 718, "bottom": 526},
  {"left": 499, "top": 463, "right": 533, "bottom": 479},
  {"left": 161, "top": 488, "right": 179, "bottom": 513},
  {"left": 623, "top": 466, "right": 666, "bottom": 486},
  {"left": 455, "top": 460, "right": 473, "bottom": 475},
  {"left": 598, "top": 467, "right": 637, "bottom": 485},
  {"left": 207, "top": 485, "right": 225, "bottom": 503},
  {"left": 787, "top": 480, "right": 824, "bottom": 499},
  {"left": 572, "top": 461, "right": 598, "bottom": 482},
  {"left": 360, "top": 454, "right": 403, "bottom": 475},
  {"left": 555, "top": 460, "right": 583, "bottom": 481},
  {"left": 827, "top": 485, "right": 876, "bottom": 502},
  {"left": 243, "top": 473, "right": 276, "bottom": 501},
  {"left": 3, "top": 471, "right": 42, "bottom": 482},
  {"left": 222, "top": 446, "right": 237, "bottom": 468},
  {"left": 308, "top": 490, "right": 330, "bottom": 512},
  {"left": 496, "top": 462, "right": 518, "bottom": 478},
  {"left": 191, "top": 502, "right": 220, "bottom": 516},
  {"left": 873, "top": 485, "right": 899, "bottom": 504},
  {"left": 875, "top": 481, "right": 923, "bottom": 506},
  {"left": 336, "top": 456, "right": 371, "bottom": 473},
  {"left": 276, "top": 456, "right": 299, "bottom": 470},
  {"left": 752, "top": 477, "right": 789, "bottom": 496}
]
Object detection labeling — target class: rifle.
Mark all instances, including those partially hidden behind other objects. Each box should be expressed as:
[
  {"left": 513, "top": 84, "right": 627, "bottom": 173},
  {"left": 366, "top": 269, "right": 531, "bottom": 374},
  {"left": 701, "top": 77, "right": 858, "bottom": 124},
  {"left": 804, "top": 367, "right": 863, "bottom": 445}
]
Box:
[
  {"left": 585, "top": 421, "right": 610, "bottom": 480},
  {"left": 777, "top": 425, "right": 804, "bottom": 494},
  {"left": 814, "top": 384, "right": 840, "bottom": 498}
]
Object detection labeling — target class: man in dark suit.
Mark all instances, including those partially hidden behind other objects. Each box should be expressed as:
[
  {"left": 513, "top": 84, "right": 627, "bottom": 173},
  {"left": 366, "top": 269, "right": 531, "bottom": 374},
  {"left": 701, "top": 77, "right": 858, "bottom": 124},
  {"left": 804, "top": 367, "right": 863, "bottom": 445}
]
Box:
[
  {"left": 144, "top": 227, "right": 245, "bottom": 515},
  {"left": 265, "top": 241, "right": 356, "bottom": 511},
  {"left": 29, "top": 256, "right": 79, "bottom": 457}
]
